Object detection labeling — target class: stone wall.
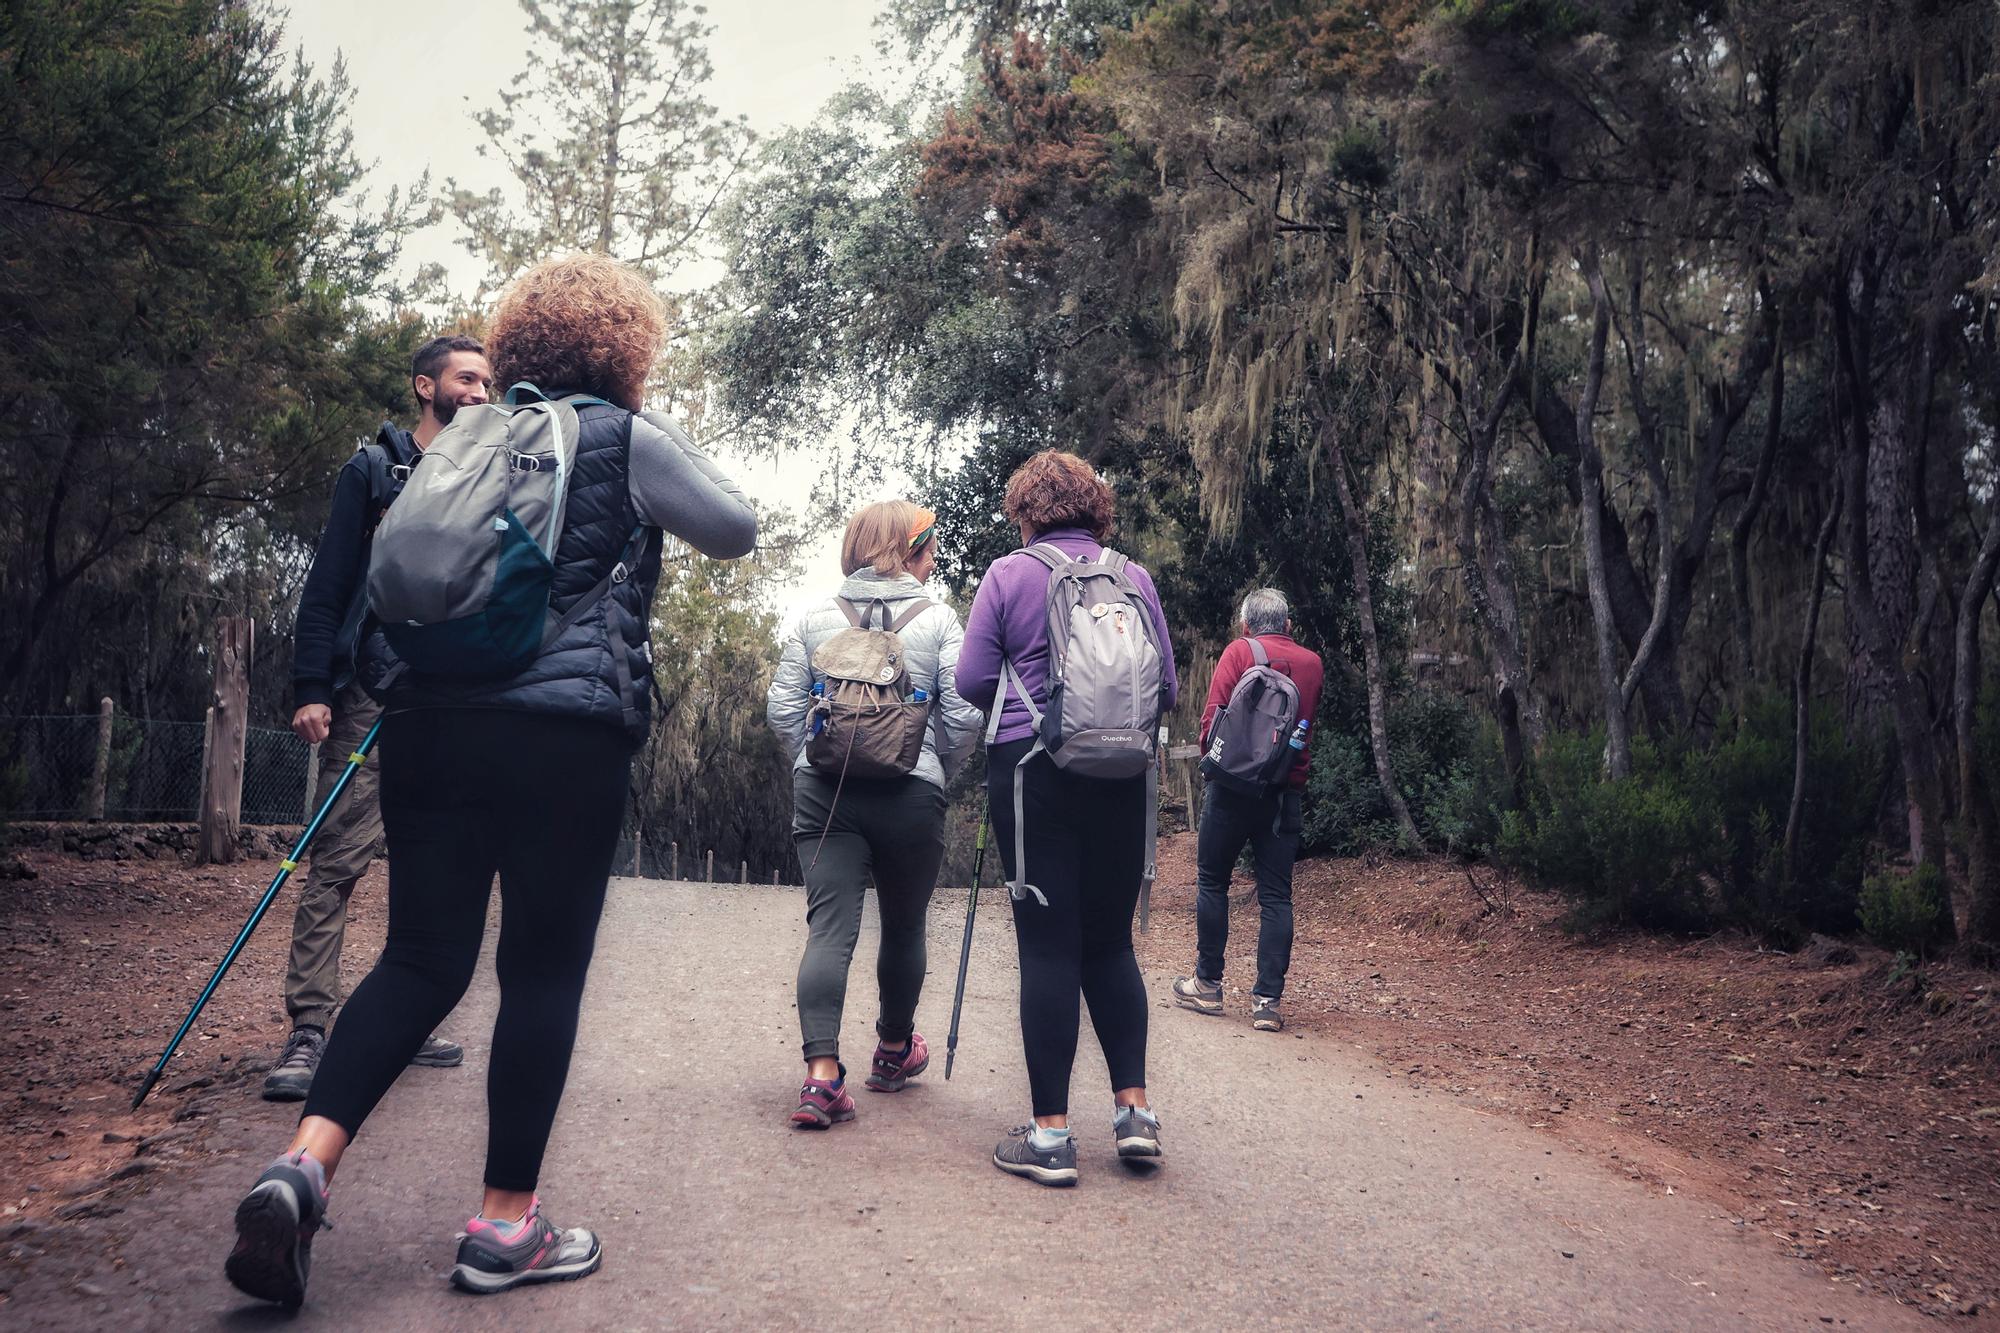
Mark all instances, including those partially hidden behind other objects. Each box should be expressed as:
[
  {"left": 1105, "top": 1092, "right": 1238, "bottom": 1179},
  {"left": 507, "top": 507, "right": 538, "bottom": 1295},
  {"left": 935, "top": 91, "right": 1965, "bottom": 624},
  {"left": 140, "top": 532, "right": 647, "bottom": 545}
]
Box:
[{"left": 5, "top": 821, "right": 301, "bottom": 863}]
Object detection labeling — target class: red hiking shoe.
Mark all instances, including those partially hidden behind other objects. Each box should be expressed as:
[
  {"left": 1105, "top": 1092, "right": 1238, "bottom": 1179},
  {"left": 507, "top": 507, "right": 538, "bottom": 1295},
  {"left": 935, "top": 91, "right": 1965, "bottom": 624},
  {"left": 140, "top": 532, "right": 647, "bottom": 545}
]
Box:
[
  {"left": 790, "top": 1067, "right": 857, "bottom": 1128},
  {"left": 865, "top": 1031, "right": 930, "bottom": 1092}
]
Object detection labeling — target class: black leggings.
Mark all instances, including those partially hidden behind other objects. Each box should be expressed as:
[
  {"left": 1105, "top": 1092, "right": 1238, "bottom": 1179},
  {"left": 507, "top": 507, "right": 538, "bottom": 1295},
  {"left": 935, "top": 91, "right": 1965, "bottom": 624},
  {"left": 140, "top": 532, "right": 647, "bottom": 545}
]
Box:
[
  {"left": 303, "top": 708, "right": 629, "bottom": 1193},
  {"left": 986, "top": 738, "right": 1149, "bottom": 1118}
]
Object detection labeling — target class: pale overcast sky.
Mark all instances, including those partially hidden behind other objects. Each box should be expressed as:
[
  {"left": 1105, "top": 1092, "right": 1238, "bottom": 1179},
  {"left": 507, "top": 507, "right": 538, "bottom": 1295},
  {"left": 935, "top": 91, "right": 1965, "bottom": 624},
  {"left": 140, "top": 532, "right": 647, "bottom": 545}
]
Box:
[{"left": 280, "top": 0, "right": 912, "bottom": 616}]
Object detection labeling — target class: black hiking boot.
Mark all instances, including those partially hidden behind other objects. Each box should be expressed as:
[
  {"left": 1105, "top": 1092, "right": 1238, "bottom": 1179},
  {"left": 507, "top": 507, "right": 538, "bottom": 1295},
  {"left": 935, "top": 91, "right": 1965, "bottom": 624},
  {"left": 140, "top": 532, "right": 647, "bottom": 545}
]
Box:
[
  {"left": 993, "top": 1125, "right": 1079, "bottom": 1187},
  {"left": 225, "top": 1150, "right": 330, "bottom": 1308},
  {"left": 1251, "top": 995, "right": 1284, "bottom": 1032},
  {"left": 261, "top": 1027, "right": 325, "bottom": 1102}
]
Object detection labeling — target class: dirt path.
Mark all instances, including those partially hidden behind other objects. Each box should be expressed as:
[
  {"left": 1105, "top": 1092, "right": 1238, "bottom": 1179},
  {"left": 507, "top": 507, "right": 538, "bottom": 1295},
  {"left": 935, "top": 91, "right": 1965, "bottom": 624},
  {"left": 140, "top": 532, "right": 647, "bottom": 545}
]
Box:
[{"left": 0, "top": 877, "right": 1930, "bottom": 1330}]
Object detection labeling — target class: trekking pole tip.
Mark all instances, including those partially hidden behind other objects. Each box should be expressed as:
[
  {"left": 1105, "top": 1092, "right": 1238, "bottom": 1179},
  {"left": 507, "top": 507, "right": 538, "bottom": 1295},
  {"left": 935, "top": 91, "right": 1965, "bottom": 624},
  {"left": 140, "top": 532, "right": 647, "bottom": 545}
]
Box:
[
  {"left": 130, "top": 1068, "right": 162, "bottom": 1111},
  {"left": 944, "top": 1050, "right": 955, "bottom": 1080}
]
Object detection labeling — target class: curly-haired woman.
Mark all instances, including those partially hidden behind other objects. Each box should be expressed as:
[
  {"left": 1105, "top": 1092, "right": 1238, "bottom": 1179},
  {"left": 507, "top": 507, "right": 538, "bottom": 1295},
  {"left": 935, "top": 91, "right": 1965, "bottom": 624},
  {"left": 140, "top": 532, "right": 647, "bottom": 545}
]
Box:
[
  {"left": 224, "top": 254, "right": 757, "bottom": 1307},
  {"left": 957, "top": 450, "right": 1179, "bottom": 1186}
]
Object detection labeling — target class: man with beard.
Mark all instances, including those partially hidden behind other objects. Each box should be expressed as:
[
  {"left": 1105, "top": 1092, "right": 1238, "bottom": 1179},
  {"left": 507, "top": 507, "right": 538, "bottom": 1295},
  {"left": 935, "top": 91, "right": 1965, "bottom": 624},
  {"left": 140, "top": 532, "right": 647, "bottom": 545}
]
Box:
[{"left": 262, "top": 335, "right": 493, "bottom": 1101}]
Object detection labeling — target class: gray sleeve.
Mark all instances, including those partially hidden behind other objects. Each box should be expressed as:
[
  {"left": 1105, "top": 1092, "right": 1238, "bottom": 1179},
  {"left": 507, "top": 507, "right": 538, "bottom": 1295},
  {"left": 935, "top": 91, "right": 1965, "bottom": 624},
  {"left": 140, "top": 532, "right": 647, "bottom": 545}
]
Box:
[
  {"left": 766, "top": 613, "right": 813, "bottom": 756},
  {"left": 930, "top": 606, "right": 984, "bottom": 777},
  {"left": 628, "top": 410, "right": 758, "bottom": 558}
]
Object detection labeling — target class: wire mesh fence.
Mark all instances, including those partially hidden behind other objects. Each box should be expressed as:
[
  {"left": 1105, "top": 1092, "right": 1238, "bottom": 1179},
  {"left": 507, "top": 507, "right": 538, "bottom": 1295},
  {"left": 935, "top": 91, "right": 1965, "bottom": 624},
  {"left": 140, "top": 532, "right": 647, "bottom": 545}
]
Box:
[{"left": 0, "top": 713, "right": 316, "bottom": 826}]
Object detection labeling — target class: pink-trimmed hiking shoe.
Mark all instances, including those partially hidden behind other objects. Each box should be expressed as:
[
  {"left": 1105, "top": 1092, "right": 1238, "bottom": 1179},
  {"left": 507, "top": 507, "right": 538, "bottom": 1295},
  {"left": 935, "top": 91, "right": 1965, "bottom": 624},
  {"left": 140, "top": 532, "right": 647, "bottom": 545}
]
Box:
[
  {"left": 865, "top": 1031, "right": 930, "bottom": 1092},
  {"left": 790, "top": 1066, "right": 857, "bottom": 1128}
]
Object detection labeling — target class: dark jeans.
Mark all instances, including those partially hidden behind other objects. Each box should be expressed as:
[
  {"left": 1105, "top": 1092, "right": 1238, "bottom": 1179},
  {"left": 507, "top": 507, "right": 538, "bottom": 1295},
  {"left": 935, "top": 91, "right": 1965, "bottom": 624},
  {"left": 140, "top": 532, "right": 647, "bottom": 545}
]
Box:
[
  {"left": 987, "top": 738, "right": 1149, "bottom": 1118},
  {"left": 791, "top": 770, "right": 947, "bottom": 1062},
  {"left": 1195, "top": 784, "right": 1303, "bottom": 1000},
  {"left": 303, "top": 709, "right": 629, "bottom": 1193}
]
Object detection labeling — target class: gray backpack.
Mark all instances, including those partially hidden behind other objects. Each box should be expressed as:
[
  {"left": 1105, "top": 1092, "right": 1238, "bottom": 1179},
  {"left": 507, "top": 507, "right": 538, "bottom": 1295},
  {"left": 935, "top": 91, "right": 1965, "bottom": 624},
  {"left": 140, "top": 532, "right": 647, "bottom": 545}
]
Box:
[
  {"left": 805, "top": 597, "right": 935, "bottom": 781},
  {"left": 1200, "top": 638, "right": 1301, "bottom": 795},
  {"left": 368, "top": 384, "right": 616, "bottom": 678},
  {"left": 986, "top": 543, "right": 1166, "bottom": 904}
]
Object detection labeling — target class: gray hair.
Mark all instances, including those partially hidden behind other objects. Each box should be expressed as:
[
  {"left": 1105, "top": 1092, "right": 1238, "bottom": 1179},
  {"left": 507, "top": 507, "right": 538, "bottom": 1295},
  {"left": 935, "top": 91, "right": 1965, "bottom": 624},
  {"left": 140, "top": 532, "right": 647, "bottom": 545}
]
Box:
[{"left": 1238, "top": 588, "right": 1289, "bottom": 636}]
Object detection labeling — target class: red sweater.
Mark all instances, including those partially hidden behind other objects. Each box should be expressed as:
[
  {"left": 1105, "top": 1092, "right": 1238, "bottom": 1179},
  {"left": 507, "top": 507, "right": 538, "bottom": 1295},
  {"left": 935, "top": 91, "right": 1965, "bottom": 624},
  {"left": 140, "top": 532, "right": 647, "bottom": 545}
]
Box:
[{"left": 1200, "top": 634, "right": 1325, "bottom": 790}]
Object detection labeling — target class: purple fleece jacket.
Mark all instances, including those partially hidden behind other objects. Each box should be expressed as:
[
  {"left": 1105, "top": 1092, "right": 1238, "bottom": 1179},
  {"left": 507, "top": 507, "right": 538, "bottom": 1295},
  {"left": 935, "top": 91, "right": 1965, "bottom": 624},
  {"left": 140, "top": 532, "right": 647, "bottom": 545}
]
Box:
[{"left": 958, "top": 527, "right": 1181, "bottom": 745}]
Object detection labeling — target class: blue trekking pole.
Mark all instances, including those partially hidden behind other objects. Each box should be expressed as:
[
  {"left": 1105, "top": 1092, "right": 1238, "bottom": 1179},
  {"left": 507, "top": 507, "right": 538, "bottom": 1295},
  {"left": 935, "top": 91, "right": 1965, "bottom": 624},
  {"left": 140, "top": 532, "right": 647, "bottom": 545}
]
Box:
[
  {"left": 944, "top": 816, "right": 989, "bottom": 1080},
  {"left": 131, "top": 719, "right": 383, "bottom": 1110}
]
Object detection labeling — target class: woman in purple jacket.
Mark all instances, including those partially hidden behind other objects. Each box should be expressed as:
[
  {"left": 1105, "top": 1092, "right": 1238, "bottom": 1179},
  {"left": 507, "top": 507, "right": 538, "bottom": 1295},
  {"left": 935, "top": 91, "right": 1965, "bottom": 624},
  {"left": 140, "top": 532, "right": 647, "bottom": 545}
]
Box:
[{"left": 958, "top": 450, "right": 1180, "bottom": 1186}]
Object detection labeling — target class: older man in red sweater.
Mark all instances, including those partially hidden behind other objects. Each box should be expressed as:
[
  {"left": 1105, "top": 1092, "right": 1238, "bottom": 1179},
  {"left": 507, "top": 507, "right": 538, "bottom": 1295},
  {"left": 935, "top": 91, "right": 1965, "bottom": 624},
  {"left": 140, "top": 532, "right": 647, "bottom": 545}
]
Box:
[{"left": 1172, "top": 588, "right": 1323, "bottom": 1032}]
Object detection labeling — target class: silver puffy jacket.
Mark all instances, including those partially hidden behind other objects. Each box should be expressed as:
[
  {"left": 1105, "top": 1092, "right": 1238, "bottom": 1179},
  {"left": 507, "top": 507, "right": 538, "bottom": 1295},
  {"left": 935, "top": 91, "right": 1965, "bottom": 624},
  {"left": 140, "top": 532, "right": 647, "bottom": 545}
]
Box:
[{"left": 766, "top": 569, "right": 985, "bottom": 790}]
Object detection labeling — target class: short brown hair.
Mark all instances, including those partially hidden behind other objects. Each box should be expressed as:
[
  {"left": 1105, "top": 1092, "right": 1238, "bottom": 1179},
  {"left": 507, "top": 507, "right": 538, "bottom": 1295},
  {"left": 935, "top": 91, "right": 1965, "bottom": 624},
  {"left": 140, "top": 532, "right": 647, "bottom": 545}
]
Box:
[
  {"left": 1002, "top": 450, "right": 1116, "bottom": 542},
  {"left": 487, "top": 254, "right": 669, "bottom": 408},
  {"left": 840, "top": 499, "right": 934, "bottom": 577}
]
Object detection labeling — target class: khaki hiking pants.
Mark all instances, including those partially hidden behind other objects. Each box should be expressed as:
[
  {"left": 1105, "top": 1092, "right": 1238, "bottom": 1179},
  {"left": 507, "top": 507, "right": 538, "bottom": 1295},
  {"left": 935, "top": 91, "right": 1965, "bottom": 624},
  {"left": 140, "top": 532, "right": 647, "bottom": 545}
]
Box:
[{"left": 283, "top": 684, "right": 385, "bottom": 1030}]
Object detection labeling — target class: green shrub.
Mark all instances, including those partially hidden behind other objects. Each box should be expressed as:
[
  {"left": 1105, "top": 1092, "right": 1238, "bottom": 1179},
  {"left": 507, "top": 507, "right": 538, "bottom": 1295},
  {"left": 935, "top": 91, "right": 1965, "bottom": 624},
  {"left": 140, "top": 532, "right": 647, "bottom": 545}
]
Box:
[
  {"left": 1494, "top": 731, "right": 1719, "bottom": 932},
  {"left": 1496, "top": 702, "right": 1886, "bottom": 939},
  {"left": 1858, "top": 864, "right": 1951, "bottom": 956},
  {"left": 1699, "top": 694, "right": 1879, "bottom": 937},
  {"left": 1300, "top": 690, "right": 1507, "bottom": 858}
]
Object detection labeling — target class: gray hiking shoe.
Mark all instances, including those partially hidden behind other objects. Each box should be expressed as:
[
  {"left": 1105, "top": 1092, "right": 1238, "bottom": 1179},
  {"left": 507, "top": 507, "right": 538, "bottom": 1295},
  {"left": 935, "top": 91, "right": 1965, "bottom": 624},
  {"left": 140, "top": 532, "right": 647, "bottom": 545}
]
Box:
[
  {"left": 225, "top": 1150, "right": 330, "bottom": 1308},
  {"left": 1113, "top": 1105, "right": 1162, "bottom": 1161},
  {"left": 261, "top": 1027, "right": 326, "bottom": 1102},
  {"left": 1172, "top": 975, "right": 1223, "bottom": 1015},
  {"left": 993, "top": 1125, "right": 1079, "bottom": 1187},
  {"left": 1251, "top": 995, "right": 1284, "bottom": 1031},
  {"left": 450, "top": 1197, "right": 602, "bottom": 1294},
  {"left": 411, "top": 1033, "right": 464, "bottom": 1068}
]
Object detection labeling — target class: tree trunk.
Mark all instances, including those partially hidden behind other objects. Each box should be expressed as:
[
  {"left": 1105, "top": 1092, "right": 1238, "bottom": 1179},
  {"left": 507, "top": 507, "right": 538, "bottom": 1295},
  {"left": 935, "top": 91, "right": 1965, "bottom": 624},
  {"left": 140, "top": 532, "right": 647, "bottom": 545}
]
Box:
[
  {"left": 1522, "top": 368, "right": 1690, "bottom": 730},
  {"left": 1448, "top": 371, "right": 1542, "bottom": 790},
  {"left": 1324, "top": 425, "right": 1422, "bottom": 847},
  {"left": 1732, "top": 338, "right": 1784, "bottom": 712},
  {"left": 1832, "top": 285, "right": 1949, "bottom": 893},
  {"left": 1577, "top": 255, "right": 1633, "bottom": 779},
  {"left": 197, "top": 616, "right": 252, "bottom": 865},
  {"left": 1954, "top": 507, "right": 2000, "bottom": 945},
  {"left": 1783, "top": 488, "right": 1842, "bottom": 890}
]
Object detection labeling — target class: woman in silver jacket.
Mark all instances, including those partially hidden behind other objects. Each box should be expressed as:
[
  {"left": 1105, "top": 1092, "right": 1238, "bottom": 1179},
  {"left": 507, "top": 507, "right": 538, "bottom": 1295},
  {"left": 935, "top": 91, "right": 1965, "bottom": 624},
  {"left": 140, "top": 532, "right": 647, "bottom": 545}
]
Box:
[{"left": 765, "top": 500, "right": 983, "bottom": 1128}]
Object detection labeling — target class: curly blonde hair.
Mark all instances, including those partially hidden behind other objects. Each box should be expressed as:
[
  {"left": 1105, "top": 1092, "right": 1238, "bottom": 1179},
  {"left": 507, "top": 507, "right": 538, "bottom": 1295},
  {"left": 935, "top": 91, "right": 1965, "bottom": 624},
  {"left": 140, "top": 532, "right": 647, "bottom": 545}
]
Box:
[{"left": 487, "top": 254, "right": 669, "bottom": 408}]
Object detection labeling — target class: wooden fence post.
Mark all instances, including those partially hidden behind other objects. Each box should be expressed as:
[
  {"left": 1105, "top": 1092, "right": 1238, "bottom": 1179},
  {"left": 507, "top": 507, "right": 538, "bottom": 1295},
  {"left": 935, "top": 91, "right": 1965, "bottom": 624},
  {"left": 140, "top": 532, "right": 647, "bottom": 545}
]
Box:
[
  {"left": 705, "top": 849, "right": 714, "bottom": 882},
  {"left": 88, "top": 697, "right": 113, "bottom": 821},
  {"left": 671, "top": 841, "right": 679, "bottom": 881},
  {"left": 302, "top": 742, "right": 321, "bottom": 823},
  {"left": 739, "top": 860, "right": 747, "bottom": 883},
  {"left": 197, "top": 617, "right": 253, "bottom": 864}
]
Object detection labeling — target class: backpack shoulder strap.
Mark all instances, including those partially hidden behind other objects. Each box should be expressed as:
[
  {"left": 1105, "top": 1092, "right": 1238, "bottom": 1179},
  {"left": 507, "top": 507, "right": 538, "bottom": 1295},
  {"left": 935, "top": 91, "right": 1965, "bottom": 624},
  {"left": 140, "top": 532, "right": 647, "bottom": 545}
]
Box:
[
  {"left": 888, "top": 599, "right": 933, "bottom": 633},
  {"left": 1098, "top": 548, "right": 1130, "bottom": 573},
  {"left": 1247, "top": 637, "right": 1270, "bottom": 668},
  {"left": 833, "top": 597, "right": 864, "bottom": 628},
  {"left": 356, "top": 443, "right": 400, "bottom": 529},
  {"left": 1020, "top": 543, "right": 1068, "bottom": 573}
]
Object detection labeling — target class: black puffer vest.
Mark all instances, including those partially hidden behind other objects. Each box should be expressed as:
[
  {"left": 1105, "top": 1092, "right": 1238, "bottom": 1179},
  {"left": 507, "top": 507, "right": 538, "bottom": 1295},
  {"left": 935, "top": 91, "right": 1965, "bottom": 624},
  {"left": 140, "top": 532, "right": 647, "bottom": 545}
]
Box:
[{"left": 358, "top": 401, "right": 665, "bottom": 745}]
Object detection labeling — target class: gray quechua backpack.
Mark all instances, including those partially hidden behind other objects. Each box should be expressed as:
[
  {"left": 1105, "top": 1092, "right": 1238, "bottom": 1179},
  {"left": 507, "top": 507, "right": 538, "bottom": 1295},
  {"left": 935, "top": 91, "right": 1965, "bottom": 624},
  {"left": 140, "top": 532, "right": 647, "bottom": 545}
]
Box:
[
  {"left": 1199, "top": 638, "right": 1301, "bottom": 795},
  {"left": 986, "top": 543, "right": 1166, "bottom": 904},
  {"left": 806, "top": 597, "right": 935, "bottom": 781},
  {"left": 367, "top": 383, "right": 615, "bottom": 678}
]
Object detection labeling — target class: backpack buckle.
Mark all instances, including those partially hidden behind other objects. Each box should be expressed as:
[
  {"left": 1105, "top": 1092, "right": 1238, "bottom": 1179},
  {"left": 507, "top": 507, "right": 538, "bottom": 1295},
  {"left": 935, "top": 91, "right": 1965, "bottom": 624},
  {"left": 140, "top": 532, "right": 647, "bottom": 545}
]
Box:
[{"left": 611, "top": 562, "right": 630, "bottom": 585}]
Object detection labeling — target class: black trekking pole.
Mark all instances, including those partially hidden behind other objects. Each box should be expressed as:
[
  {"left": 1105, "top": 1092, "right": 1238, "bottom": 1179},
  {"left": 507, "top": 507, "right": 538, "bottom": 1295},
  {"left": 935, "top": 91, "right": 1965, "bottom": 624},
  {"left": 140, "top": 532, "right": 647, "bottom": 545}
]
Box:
[
  {"left": 131, "top": 719, "right": 383, "bottom": 1110},
  {"left": 944, "top": 815, "right": 989, "bottom": 1080}
]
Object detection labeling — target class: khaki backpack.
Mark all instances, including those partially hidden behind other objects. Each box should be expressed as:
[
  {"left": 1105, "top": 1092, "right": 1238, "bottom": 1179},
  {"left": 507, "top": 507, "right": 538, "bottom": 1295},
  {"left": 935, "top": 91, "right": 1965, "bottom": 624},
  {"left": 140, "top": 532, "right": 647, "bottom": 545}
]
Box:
[{"left": 805, "top": 597, "right": 935, "bottom": 781}]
